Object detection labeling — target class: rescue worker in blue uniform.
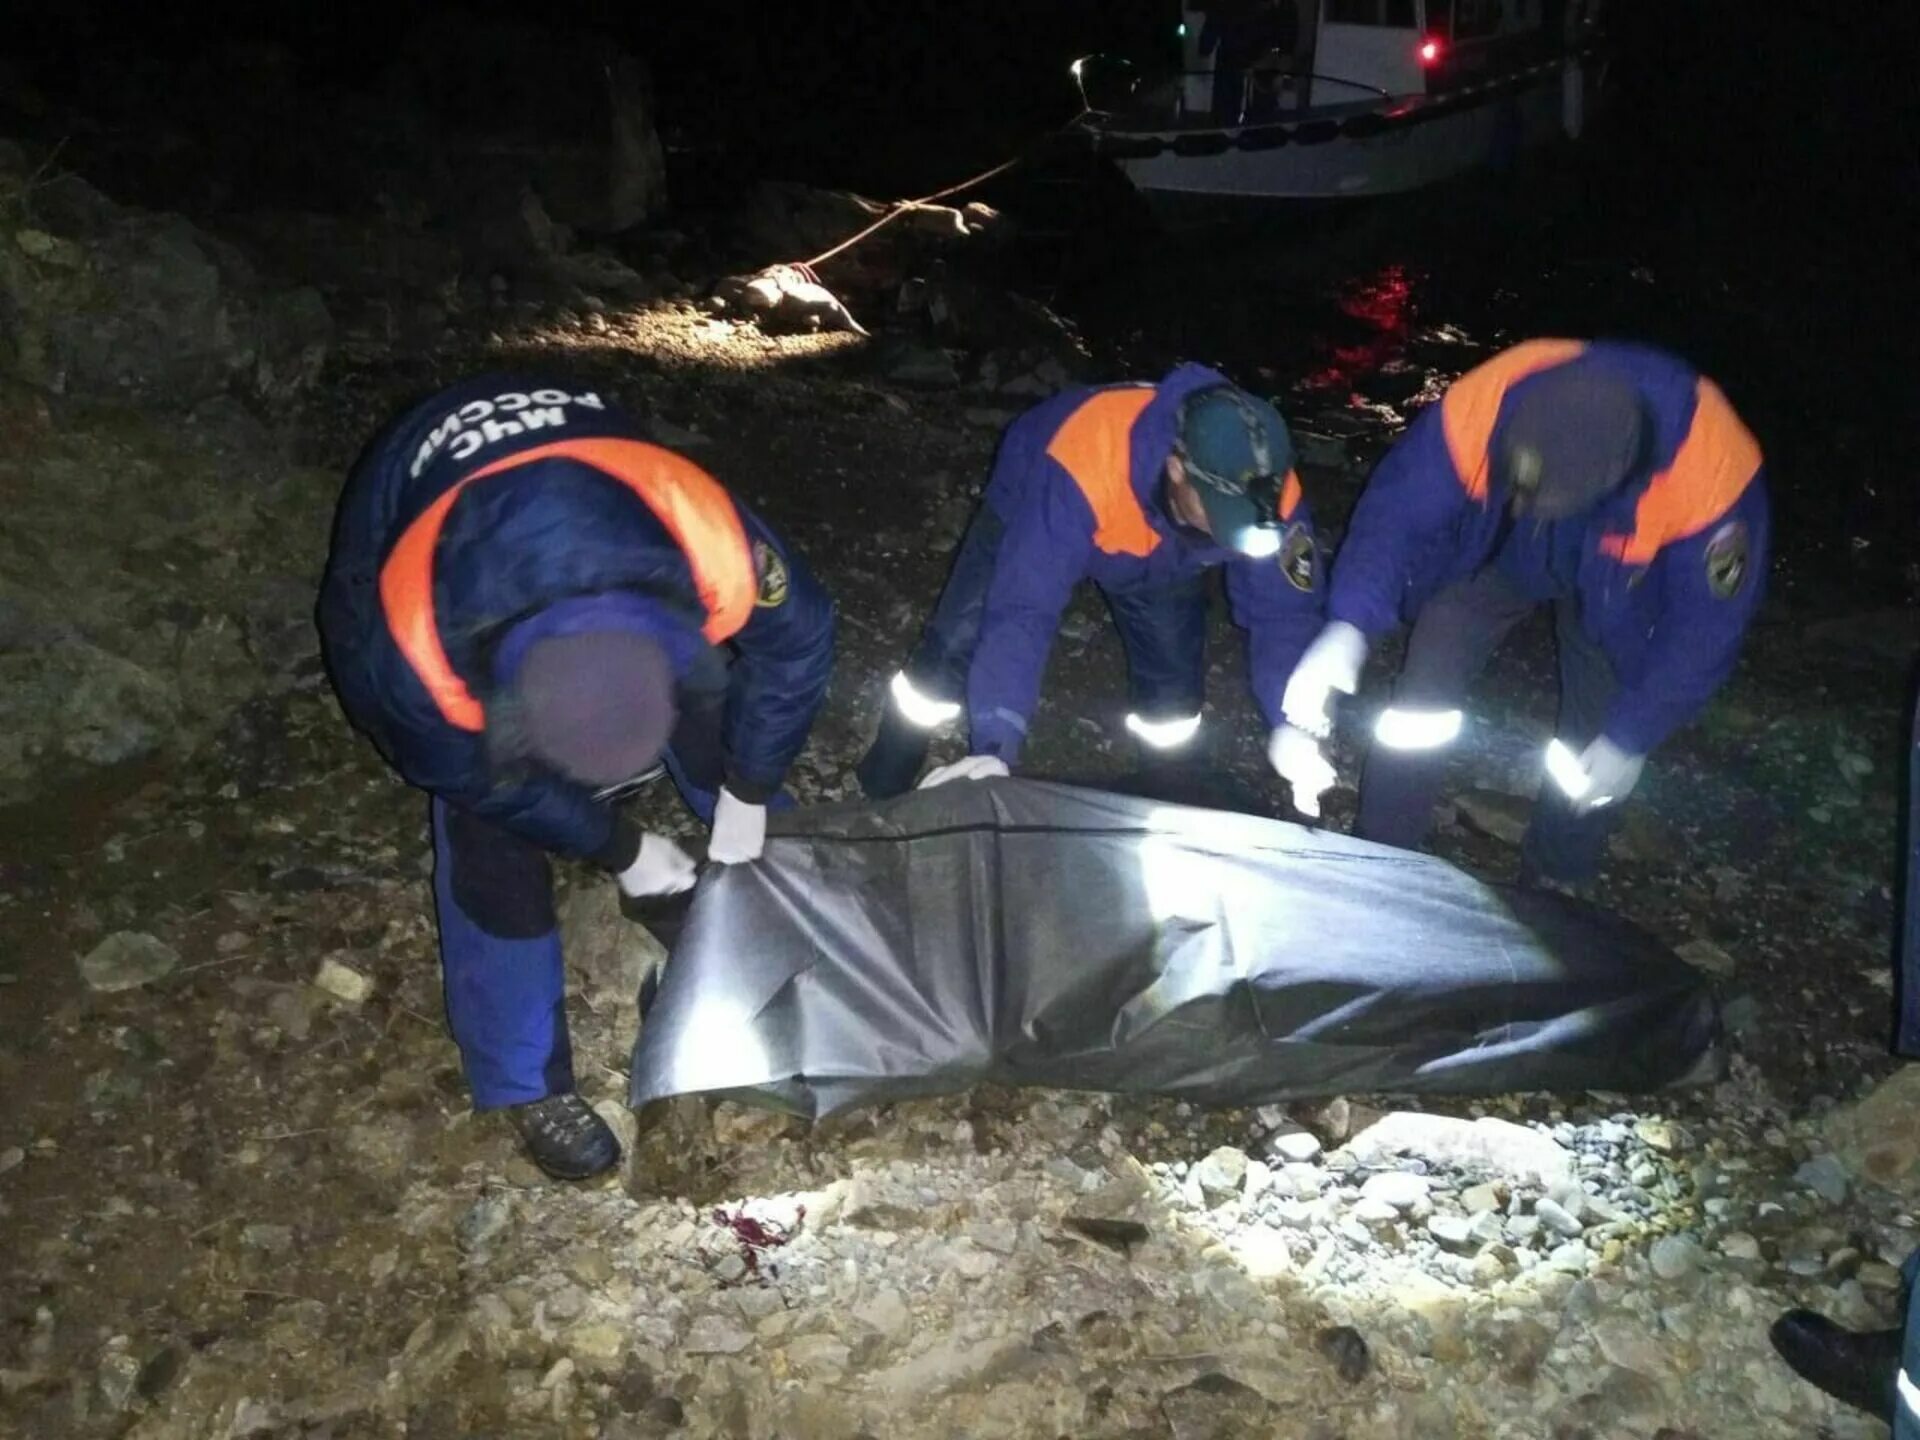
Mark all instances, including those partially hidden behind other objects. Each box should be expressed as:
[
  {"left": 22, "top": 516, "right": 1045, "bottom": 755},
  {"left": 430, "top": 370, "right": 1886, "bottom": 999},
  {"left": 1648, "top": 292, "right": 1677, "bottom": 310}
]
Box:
[
  {"left": 1281, "top": 339, "right": 1769, "bottom": 885},
  {"left": 854, "top": 363, "right": 1333, "bottom": 810},
  {"left": 317, "top": 375, "right": 834, "bottom": 1180},
  {"left": 1768, "top": 682, "right": 1920, "bottom": 1431}
]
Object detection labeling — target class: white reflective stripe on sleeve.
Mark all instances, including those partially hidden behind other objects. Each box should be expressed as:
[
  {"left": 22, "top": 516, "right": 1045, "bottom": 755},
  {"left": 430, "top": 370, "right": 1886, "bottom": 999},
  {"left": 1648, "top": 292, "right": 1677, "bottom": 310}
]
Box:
[
  {"left": 1544, "top": 738, "right": 1591, "bottom": 799},
  {"left": 1898, "top": 1363, "right": 1920, "bottom": 1419},
  {"left": 1373, "top": 707, "right": 1463, "bottom": 751},
  {"left": 889, "top": 671, "right": 962, "bottom": 728},
  {"left": 1125, "top": 712, "right": 1203, "bottom": 749}
]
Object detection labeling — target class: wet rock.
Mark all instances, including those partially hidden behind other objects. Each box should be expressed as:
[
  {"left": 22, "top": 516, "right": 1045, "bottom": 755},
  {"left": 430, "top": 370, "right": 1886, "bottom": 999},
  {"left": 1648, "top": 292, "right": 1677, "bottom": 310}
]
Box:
[
  {"left": 241, "top": 1223, "right": 294, "bottom": 1254},
  {"left": 1345, "top": 1112, "right": 1575, "bottom": 1187},
  {"left": 78, "top": 932, "right": 179, "bottom": 992},
  {"left": 312, "top": 956, "right": 373, "bottom": 1005},
  {"left": 1193, "top": 1146, "right": 1249, "bottom": 1206},
  {"left": 0, "top": 1147, "right": 22, "bottom": 1177},
  {"left": 1719, "top": 1231, "right": 1762, "bottom": 1261},
  {"left": 1650, "top": 1235, "right": 1705, "bottom": 1280},
  {"left": 1633, "top": 1119, "right": 1686, "bottom": 1154},
  {"left": 1316, "top": 1325, "right": 1370, "bottom": 1383},
  {"left": 1796, "top": 1154, "right": 1850, "bottom": 1205},
  {"left": 97, "top": 1345, "right": 142, "bottom": 1411}
]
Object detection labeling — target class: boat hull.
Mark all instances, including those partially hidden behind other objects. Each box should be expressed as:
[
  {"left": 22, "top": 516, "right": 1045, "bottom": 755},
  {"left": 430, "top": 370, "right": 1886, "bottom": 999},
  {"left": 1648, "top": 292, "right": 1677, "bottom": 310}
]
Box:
[{"left": 1098, "top": 55, "right": 1602, "bottom": 204}]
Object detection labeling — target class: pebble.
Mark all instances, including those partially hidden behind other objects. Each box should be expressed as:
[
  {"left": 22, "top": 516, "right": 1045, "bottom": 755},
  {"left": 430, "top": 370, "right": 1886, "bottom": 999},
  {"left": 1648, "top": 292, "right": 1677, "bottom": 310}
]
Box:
[
  {"left": 313, "top": 956, "right": 374, "bottom": 1005},
  {"left": 1359, "top": 1172, "right": 1431, "bottom": 1211},
  {"left": 1535, "top": 1198, "right": 1586, "bottom": 1238},
  {"left": 1428, "top": 1215, "right": 1477, "bottom": 1254},
  {"left": 1461, "top": 1183, "right": 1503, "bottom": 1214},
  {"left": 1270, "top": 1131, "right": 1323, "bottom": 1164},
  {"left": 1506, "top": 1214, "right": 1542, "bottom": 1243},
  {"left": 1650, "top": 1235, "right": 1705, "bottom": 1280},
  {"left": 1633, "top": 1120, "right": 1682, "bottom": 1154},
  {"left": 1280, "top": 1163, "right": 1327, "bottom": 1198},
  {"left": 1547, "top": 1241, "right": 1591, "bottom": 1274},
  {"left": 1353, "top": 1198, "right": 1400, "bottom": 1228},
  {"left": 456, "top": 1194, "right": 514, "bottom": 1254},
  {"left": 0, "top": 1147, "right": 22, "bottom": 1178},
  {"left": 1795, "top": 1154, "right": 1850, "bottom": 1205},
  {"left": 78, "top": 932, "right": 179, "bottom": 993},
  {"left": 241, "top": 1223, "right": 294, "bottom": 1254},
  {"left": 1720, "top": 1232, "right": 1762, "bottom": 1261}
]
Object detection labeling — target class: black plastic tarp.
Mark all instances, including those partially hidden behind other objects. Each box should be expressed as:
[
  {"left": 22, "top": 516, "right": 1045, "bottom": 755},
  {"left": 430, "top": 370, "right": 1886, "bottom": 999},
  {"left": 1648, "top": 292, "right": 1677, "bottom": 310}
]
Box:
[{"left": 628, "top": 779, "right": 1720, "bottom": 1118}]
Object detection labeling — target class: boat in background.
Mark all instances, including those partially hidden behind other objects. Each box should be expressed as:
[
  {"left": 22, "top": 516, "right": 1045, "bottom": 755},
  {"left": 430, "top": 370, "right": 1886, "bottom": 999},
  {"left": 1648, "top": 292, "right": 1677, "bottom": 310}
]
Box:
[{"left": 1073, "top": 0, "right": 1608, "bottom": 209}]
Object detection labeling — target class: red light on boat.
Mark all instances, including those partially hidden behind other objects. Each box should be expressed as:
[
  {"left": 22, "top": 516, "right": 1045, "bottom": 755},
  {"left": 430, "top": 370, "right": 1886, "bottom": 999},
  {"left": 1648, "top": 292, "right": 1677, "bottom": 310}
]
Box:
[{"left": 1418, "top": 37, "right": 1442, "bottom": 64}]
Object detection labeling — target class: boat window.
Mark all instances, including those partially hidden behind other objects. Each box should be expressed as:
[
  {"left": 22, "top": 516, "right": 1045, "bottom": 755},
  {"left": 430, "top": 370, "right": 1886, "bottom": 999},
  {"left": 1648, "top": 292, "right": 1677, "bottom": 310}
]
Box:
[
  {"left": 1453, "top": 0, "right": 1505, "bottom": 39},
  {"left": 1325, "top": 0, "right": 1383, "bottom": 24},
  {"left": 1385, "top": 0, "right": 1416, "bottom": 25}
]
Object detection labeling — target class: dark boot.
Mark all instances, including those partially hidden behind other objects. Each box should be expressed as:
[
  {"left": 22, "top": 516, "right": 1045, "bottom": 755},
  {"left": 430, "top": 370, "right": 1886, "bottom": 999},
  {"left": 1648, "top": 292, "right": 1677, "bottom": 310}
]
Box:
[
  {"left": 1768, "top": 1309, "right": 1901, "bottom": 1421},
  {"left": 856, "top": 709, "right": 933, "bottom": 800},
  {"left": 507, "top": 1093, "right": 622, "bottom": 1180}
]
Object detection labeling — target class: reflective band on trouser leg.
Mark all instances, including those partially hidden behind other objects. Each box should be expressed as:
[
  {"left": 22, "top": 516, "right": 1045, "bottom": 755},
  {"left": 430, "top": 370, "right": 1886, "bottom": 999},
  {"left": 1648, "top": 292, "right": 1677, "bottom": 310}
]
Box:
[
  {"left": 1373, "top": 707, "right": 1463, "bottom": 751},
  {"left": 889, "top": 670, "right": 962, "bottom": 729},
  {"left": 1543, "top": 738, "right": 1590, "bottom": 800},
  {"left": 1125, "top": 711, "right": 1203, "bottom": 750}
]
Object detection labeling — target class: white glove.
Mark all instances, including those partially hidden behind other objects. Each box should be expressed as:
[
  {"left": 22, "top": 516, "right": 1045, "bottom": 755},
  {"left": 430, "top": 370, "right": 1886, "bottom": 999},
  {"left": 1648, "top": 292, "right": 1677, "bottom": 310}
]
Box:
[
  {"left": 615, "top": 832, "right": 698, "bottom": 899},
  {"left": 1546, "top": 736, "right": 1646, "bottom": 815},
  {"left": 708, "top": 787, "right": 767, "bottom": 865},
  {"left": 1267, "top": 724, "right": 1339, "bottom": 819},
  {"left": 919, "top": 755, "right": 1010, "bottom": 788},
  {"left": 1281, "top": 621, "right": 1368, "bottom": 739}
]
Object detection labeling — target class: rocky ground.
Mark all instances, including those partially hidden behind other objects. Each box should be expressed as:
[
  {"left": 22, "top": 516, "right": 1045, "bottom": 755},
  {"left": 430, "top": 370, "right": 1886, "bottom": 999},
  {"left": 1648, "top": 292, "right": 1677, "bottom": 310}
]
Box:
[{"left": 2, "top": 97, "right": 1919, "bottom": 1440}]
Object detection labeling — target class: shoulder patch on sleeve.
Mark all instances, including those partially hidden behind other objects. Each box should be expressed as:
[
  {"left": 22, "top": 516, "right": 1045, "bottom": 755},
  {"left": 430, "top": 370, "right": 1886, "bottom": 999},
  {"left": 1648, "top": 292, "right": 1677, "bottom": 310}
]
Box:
[
  {"left": 1279, "top": 523, "right": 1317, "bottom": 592},
  {"left": 753, "top": 540, "right": 790, "bottom": 608},
  {"left": 1704, "top": 520, "right": 1749, "bottom": 600}
]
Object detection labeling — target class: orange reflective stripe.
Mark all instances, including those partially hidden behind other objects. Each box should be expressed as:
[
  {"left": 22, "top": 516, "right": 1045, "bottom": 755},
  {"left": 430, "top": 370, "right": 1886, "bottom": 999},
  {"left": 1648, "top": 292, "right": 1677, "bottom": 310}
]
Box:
[
  {"left": 1599, "top": 379, "right": 1761, "bottom": 566},
  {"left": 1440, "top": 340, "right": 1589, "bottom": 500},
  {"left": 1279, "top": 469, "right": 1303, "bottom": 522},
  {"left": 379, "top": 438, "right": 756, "bottom": 733},
  {"left": 379, "top": 485, "right": 485, "bottom": 731},
  {"left": 467, "top": 440, "right": 756, "bottom": 643},
  {"left": 1045, "top": 388, "right": 1161, "bottom": 557}
]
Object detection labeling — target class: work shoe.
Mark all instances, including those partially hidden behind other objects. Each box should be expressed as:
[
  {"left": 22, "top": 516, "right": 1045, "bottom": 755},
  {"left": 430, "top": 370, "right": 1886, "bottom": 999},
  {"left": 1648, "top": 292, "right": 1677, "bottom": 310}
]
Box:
[
  {"left": 855, "top": 710, "right": 933, "bottom": 800},
  {"left": 507, "top": 1093, "right": 622, "bottom": 1181},
  {"left": 1768, "top": 1309, "right": 1901, "bottom": 1422}
]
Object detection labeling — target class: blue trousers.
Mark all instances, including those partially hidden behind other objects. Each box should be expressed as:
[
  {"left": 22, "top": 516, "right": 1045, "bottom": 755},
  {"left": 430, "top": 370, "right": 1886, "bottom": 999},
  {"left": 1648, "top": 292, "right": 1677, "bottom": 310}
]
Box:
[
  {"left": 430, "top": 732, "right": 779, "bottom": 1109},
  {"left": 907, "top": 506, "right": 1209, "bottom": 725},
  {"left": 1355, "top": 567, "right": 1620, "bottom": 885}
]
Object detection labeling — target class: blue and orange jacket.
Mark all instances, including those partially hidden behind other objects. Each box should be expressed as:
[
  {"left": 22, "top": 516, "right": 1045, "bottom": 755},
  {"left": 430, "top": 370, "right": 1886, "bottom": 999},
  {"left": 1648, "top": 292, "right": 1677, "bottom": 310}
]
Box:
[
  {"left": 1328, "top": 340, "right": 1769, "bottom": 755},
  {"left": 317, "top": 375, "right": 835, "bottom": 864},
  {"left": 969, "top": 362, "right": 1324, "bottom": 760}
]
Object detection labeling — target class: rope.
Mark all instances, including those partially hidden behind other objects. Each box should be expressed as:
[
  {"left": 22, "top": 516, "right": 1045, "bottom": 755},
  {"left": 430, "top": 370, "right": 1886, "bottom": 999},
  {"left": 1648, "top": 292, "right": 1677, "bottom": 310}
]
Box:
[{"left": 797, "top": 116, "right": 1087, "bottom": 271}]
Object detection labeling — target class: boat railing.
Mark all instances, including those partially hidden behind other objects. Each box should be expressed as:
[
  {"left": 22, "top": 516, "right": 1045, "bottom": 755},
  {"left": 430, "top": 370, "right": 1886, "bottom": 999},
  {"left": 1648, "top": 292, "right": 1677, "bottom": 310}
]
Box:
[{"left": 1073, "top": 57, "right": 1392, "bottom": 134}]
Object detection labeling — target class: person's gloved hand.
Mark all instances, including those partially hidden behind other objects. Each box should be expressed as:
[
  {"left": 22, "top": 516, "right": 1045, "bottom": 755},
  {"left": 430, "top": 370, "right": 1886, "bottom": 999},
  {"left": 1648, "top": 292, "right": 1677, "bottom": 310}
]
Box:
[
  {"left": 1267, "top": 724, "right": 1339, "bottom": 819},
  {"left": 1547, "top": 736, "right": 1646, "bottom": 815},
  {"left": 615, "top": 832, "right": 698, "bottom": 899},
  {"left": 1281, "top": 621, "right": 1368, "bottom": 739},
  {"left": 708, "top": 787, "right": 768, "bottom": 865},
  {"left": 919, "top": 755, "right": 1011, "bottom": 789}
]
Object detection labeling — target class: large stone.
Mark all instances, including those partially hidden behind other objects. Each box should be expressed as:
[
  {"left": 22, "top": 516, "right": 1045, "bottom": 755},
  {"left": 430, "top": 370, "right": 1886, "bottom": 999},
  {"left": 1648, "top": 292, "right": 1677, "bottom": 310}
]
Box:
[
  {"left": 1344, "top": 1112, "right": 1575, "bottom": 1188},
  {"left": 1826, "top": 1068, "right": 1920, "bottom": 1201},
  {"left": 1193, "top": 1147, "right": 1250, "bottom": 1207},
  {"left": 0, "top": 158, "right": 330, "bottom": 405}
]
